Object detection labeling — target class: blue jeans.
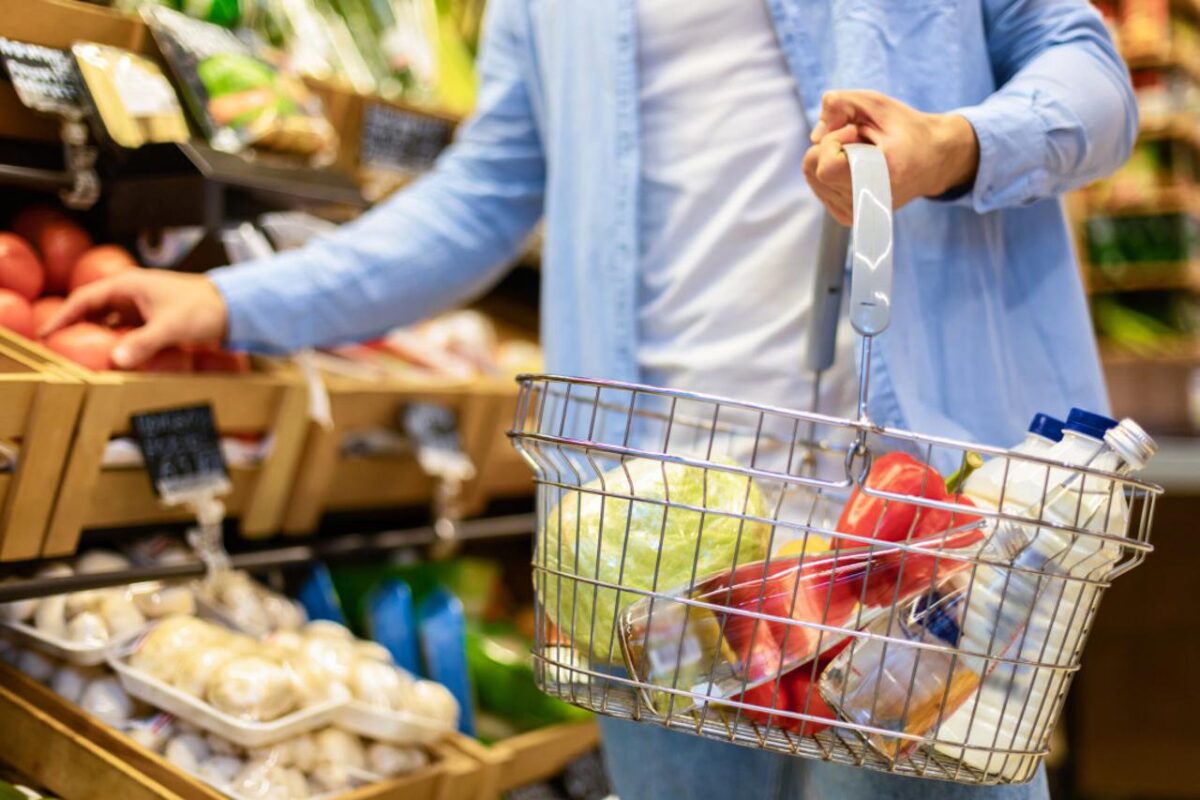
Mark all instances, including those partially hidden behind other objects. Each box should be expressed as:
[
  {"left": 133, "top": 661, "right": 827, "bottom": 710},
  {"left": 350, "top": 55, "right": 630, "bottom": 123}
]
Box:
[{"left": 598, "top": 717, "right": 1051, "bottom": 800}]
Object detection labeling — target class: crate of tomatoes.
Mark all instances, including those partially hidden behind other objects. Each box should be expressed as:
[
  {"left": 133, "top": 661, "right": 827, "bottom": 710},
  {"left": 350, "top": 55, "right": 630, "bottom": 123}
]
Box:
[{"left": 0, "top": 205, "right": 310, "bottom": 555}]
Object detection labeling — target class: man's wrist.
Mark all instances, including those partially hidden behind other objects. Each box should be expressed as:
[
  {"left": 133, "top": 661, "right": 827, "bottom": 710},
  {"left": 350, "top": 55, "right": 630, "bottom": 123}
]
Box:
[{"left": 928, "top": 113, "right": 980, "bottom": 198}]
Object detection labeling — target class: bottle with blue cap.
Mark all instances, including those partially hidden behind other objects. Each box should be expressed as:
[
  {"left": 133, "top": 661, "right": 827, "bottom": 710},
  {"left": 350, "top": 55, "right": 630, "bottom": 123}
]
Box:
[
  {"left": 820, "top": 416, "right": 1156, "bottom": 768},
  {"left": 963, "top": 413, "right": 1065, "bottom": 508}
]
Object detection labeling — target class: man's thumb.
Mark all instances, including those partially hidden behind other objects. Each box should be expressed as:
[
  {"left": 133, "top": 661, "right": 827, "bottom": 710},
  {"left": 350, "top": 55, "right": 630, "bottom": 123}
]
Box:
[{"left": 112, "top": 323, "right": 171, "bottom": 369}]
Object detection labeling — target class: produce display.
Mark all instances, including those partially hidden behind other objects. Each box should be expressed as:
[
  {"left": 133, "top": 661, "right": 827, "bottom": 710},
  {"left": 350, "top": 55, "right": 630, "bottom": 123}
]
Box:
[
  {"left": 0, "top": 204, "right": 251, "bottom": 373},
  {"left": 322, "top": 310, "right": 542, "bottom": 384},
  {"left": 145, "top": 5, "right": 338, "bottom": 160},
  {"left": 73, "top": 43, "right": 190, "bottom": 149}
]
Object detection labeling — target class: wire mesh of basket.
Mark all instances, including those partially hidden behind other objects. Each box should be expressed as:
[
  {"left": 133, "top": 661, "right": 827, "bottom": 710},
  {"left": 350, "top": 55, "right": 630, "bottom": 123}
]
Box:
[{"left": 507, "top": 145, "right": 1162, "bottom": 785}]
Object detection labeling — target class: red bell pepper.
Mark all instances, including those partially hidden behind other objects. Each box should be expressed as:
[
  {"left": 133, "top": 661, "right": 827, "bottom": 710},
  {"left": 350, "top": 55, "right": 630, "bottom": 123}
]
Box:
[{"left": 835, "top": 452, "right": 950, "bottom": 543}]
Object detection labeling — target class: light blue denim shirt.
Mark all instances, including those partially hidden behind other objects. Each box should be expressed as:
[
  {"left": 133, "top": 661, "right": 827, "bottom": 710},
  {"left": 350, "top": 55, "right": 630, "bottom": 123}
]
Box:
[{"left": 211, "top": 0, "right": 1135, "bottom": 452}]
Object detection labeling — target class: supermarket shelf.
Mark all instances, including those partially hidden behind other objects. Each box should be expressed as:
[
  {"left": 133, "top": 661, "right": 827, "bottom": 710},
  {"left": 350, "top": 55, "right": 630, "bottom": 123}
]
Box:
[
  {"left": 1123, "top": 41, "right": 1200, "bottom": 86},
  {"left": 1086, "top": 259, "right": 1200, "bottom": 293},
  {"left": 1139, "top": 113, "right": 1200, "bottom": 152},
  {"left": 1099, "top": 337, "right": 1200, "bottom": 365},
  {"left": 0, "top": 512, "right": 535, "bottom": 602},
  {"left": 1080, "top": 182, "right": 1200, "bottom": 218}
]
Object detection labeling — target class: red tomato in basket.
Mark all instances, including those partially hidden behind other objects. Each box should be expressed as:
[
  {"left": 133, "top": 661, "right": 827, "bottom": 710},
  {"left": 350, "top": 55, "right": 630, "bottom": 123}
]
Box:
[
  {"left": 69, "top": 245, "right": 136, "bottom": 293},
  {"left": 30, "top": 296, "right": 65, "bottom": 335},
  {"left": 11, "top": 205, "right": 64, "bottom": 245},
  {"left": 45, "top": 322, "right": 118, "bottom": 371},
  {"left": 191, "top": 342, "right": 251, "bottom": 373},
  {"left": 135, "top": 346, "right": 194, "bottom": 373},
  {"left": 733, "top": 679, "right": 791, "bottom": 728},
  {"left": 39, "top": 218, "right": 92, "bottom": 294},
  {"left": 0, "top": 289, "right": 35, "bottom": 339},
  {"left": 0, "top": 233, "right": 45, "bottom": 300}
]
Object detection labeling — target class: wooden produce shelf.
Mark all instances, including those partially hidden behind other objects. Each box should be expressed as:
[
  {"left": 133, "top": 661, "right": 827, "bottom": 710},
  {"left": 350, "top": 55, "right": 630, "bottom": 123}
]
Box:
[
  {"left": 459, "top": 379, "right": 533, "bottom": 513},
  {"left": 0, "top": 664, "right": 480, "bottom": 800},
  {"left": 281, "top": 374, "right": 478, "bottom": 534},
  {"left": 0, "top": 334, "right": 311, "bottom": 555},
  {"left": 0, "top": 332, "right": 86, "bottom": 562},
  {"left": 1139, "top": 113, "right": 1200, "bottom": 152},
  {"left": 1085, "top": 258, "right": 1200, "bottom": 293},
  {"left": 449, "top": 723, "right": 601, "bottom": 800},
  {"left": 1080, "top": 182, "right": 1200, "bottom": 219}
]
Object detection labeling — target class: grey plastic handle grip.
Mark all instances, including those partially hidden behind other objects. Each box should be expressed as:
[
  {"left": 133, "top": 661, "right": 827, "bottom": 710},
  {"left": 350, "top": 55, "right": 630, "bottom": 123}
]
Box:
[
  {"left": 843, "top": 143, "right": 893, "bottom": 336},
  {"left": 804, "top": 213, "right": 850, "bottom": 373}
]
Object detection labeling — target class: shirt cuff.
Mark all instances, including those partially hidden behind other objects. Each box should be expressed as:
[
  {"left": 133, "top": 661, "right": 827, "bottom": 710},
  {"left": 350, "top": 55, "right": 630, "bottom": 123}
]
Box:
[
  {"left": 209, "top": 262, "right": 299, "bottom": 355},
  {"left": 953, "top": 97, "right": 1049, "bottom": 215}
]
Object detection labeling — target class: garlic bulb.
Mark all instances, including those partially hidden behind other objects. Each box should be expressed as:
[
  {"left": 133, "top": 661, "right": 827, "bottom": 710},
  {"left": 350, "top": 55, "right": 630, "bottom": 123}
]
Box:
[
  {"left": 164, "top": 732, "right": 210, "bottom": 774},
  {"left": 207, "top": 656, "right": 297, "bottom": 721},
  {"left": 309, "top": 761, "right": 352, "bottom": 793},
  {"left": 51, "top": 663, "right": 102, "bottom": 704},
  {"left": 367, "top": 742, "right": 428, "bottom": 777},
  {"left": 408, "top": 680, "right": 460, "bottom": 725},
  {"left": 314, "top": 728, "right": 365, "bottom": 770},
  {"left": 303, "top": 620, "right": 353, "bottom": 642},
  {"left": 354, "top": 640, "right": 394, "bottom": 664},
  {"left": 349, "top": 658, "right": 411, "bottom": 711},
  {"left": 200, "top": 755, "right": 244, "bottom": 787}
]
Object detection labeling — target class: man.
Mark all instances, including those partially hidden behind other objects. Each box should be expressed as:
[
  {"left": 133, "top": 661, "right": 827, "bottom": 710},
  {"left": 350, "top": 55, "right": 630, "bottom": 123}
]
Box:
[{"left": 48, "top": 1, "right": 1134, "bottom": 797}]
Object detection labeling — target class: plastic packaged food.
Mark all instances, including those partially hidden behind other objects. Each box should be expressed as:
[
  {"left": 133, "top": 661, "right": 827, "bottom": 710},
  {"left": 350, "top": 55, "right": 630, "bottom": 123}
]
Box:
[
  {"left": 820, "top": 417, "right": 1156, "bottom": 762},
  {"left": 143, "top": 5, "right": 337, "bottom": 160},
  {"left": 194, "top": 570, "right": 307, "bottom": 637},
  {"left": 72, "top": 43, "right": 189, "bottom": 148}
]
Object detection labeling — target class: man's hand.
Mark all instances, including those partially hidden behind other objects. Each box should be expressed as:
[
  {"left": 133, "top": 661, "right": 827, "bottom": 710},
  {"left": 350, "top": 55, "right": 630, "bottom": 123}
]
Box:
[
  {"left": 40, "top": 270, "right": 229, "bottom": 368},
  {"left": 803, "top": 90, "right": 980, "bottom": 225}
]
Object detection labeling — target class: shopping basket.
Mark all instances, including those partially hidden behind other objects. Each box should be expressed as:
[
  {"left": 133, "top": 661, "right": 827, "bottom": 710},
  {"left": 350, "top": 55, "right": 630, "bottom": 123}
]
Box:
[{"left": 508, "top": 145, "right": 1162, "bottom": 785}]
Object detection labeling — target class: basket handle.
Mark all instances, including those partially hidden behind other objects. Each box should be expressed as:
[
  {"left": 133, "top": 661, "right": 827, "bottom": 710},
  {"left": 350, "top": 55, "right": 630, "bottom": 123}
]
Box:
[
  {"left": 804, "top": 144, "right": 894, "bottom": 377},
  {"left": 843, "top": 143, "right": 893, "bottom": 337}
]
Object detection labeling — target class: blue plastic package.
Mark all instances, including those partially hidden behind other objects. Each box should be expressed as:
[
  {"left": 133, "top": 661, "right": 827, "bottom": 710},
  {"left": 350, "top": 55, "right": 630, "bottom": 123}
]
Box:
[
  {"left": 418, "top": 588, "right": 475, "bottom": 736},
  {"left": 297, "top": 564, "right": 347, "bottom": 625},
  {"left": 365, "top": 580, "right": 422, "bottom": 676}
]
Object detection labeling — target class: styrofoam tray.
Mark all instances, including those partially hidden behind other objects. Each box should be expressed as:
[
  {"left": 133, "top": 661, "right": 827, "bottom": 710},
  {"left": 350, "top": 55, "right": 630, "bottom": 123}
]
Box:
[
  {"left": 0, "top": 620, "right": 135, "bottom": 666},
  {"left": 108, "top": 644, "right": 343, "bottom": 748},
  {"left": 334, "top": 701, "right": 454, "bottom": 745}
]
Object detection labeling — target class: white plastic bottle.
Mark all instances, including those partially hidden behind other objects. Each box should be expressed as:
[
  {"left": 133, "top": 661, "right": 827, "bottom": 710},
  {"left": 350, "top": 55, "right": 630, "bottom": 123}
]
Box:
[
  {"left": 820, "top": 415, "right": 1154, "bottom": 767},
  {"left": 932, "top": 415, "right": 1156, "bottom": 777},
  {"left": 962, "top": 414, "right": 1064, "bottom": 510}
]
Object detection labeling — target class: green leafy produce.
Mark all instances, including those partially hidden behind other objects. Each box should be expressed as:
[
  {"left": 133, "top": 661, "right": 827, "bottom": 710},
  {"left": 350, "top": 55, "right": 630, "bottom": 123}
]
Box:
[
  {"left": 197, "top": 52, "right": 277, "bottom": 94},
  {"left": 542, "top": 458, "right": 770, "bottom": 663}
]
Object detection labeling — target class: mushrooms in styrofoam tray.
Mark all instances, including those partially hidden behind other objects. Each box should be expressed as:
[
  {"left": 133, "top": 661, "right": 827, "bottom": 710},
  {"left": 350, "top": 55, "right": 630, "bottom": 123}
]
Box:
[
  {"left": 194, "top": 570, "right": 307, "bottom": 637},
  {"left": 152, "top": 718, "right": 430, "bottom": 799}
]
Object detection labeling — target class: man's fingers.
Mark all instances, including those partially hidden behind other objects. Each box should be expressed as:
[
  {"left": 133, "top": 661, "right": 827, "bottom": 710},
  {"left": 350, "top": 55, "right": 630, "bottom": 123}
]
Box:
[
  {"left": 813, "top": 90, "right": 891, "bottom": 142},
  {"left": 112, "top": 321, "right": 174, "bottom": 369},
  {"left": 39, "top": 279, "right": 125, "bottom": 337}
]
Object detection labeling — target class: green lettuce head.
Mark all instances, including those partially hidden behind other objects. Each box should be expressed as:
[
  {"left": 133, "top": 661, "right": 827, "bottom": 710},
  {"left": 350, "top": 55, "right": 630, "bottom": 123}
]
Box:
[{"left": 541, "top": 458, "right": 771, "bottom": 663}]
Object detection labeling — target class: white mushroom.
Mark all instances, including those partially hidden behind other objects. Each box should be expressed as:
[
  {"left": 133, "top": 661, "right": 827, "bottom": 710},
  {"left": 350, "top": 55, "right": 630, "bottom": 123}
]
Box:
[
  {"left": 99, "top": 592, "right": 146, "bottom": 640},
  {"left": 75, "top": 550, "right": 130, "bottom": 574},
  {"left": 302, "top": 620, "right": 354, "bottom": 642},
  {"left": 313, "top": 728, "right": 365, "bottom": 770},
  {"left": 165, "top": 732, "right": 211, "bottom": 774},
  {"left": 309, "top": 761, "right": 352, "bottom": 793},
  {"left": 132, "top": 585, "right": 195, "bottom": 619},
  {"left": 66, "top": 611, "right": 109, "bottom": 647},
  {"left": 34, "top": 594, "right": 67, "bottom": 639},
  {"left": 51, "top": 663, "right": 102, "bottom": 704},
  {"left": 353, "top": 640, "right": 394, "bottom": 664},
  {"left": 408, "top": 680, "right": 460, "bottom": 726},
  {"left": 349, "top": 658, "right": 411, "bottom": 711},
  {"left": 206, "top": 656, "right": 297, "bottom": 721},
  {"left": 367, "top": 742, "right": 429, "bottom": 777},
  {"left": 288, "top": 733, "right": 319, "bottom": 773},
  {"left": 79, "top": 677, "right": 135, "bottom": 728},
  {"left": 200, "top": 755, "right": 245, "bottom": 787},
  {"left": 16, "top": 649, "right": 57, "bottom": 683}
]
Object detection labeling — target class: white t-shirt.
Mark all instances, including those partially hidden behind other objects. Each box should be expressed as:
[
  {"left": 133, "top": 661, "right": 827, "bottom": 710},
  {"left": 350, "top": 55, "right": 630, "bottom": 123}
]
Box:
[{"left": 636, "top": 0, "right": 857, "bottom": 419}]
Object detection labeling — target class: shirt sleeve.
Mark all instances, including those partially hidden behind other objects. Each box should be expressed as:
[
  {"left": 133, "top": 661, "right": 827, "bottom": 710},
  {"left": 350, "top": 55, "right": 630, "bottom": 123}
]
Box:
[
  {"left": 210, "top": 0, "right": 546, "bottom": 354},
  {"left": 950, "top": 0, "right": 1137, "bottom": 214}
]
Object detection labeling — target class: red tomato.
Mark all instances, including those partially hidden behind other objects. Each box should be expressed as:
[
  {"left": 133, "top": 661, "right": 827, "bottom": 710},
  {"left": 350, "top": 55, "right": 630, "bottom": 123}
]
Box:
[
  {"left": 69, "top": 245, "right": 136, "bottom": 293},
  {"left": 733, "top": 679, "right": 791, "bottom": 729},
  {"left": 0, "top": 289, "right": 35, "bottom": 339},
  {"left": 0, "top": 233, "right": 45, "bottom": 300},
  {"left": 44, "top": 323, "right": 118, "bottom": 371},
  {"left": 39, "top": 219, "right": 93, "bottom": 295},
  {"left": 30, "top": 296, "right": 65, "bottom": 335},
  {"left": 192, "top": 344, "right": 251, "bottom": 373},
  {"left": 10, "top": 205, "right": 65, "bottom": 245},
  {"left": 136, "top": 346, "right": 194, "bottom": 373}
]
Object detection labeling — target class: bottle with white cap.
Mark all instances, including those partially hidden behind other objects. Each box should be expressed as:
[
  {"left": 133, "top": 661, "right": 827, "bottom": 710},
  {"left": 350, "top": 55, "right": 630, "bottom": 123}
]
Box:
[
  {"left": 963, "top": 413, "right": 1065, "bottom": 510},
  {"left": 820, "top": 416, "right": 1155, "bottom": 766},
  {"left": 930, "top": 416, "right": 1156, "bottom": 777}
]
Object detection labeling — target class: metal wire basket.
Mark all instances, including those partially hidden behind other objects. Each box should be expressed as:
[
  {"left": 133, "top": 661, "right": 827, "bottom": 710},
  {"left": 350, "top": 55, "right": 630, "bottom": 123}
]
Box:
[{"left": 508, "top": 145, "right": 1163, "bottom": 785}]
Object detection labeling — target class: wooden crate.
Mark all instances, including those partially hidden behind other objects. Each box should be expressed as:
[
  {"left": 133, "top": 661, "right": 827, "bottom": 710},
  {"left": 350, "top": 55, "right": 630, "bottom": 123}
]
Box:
[
  {"left": 459, "top": 380, "right": 533, "bottom": 513},
  {"left": 448, "top": 723, "right": 600, "bottom": 800},
  {"left": 0, "top": 333, "right": 86, "bottom": 562},
  {"left": 0, "top": 337, "right": 311, "bottom": 555},
  {"left": 281, "top": 375, "right": 480, "bottom": 534},
  {"left": 0, "top": 664, "right": 481, "bottom": 800}
]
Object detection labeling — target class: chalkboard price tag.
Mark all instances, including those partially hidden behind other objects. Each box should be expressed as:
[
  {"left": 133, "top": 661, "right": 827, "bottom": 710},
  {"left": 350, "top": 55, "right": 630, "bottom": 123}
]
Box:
[
  {"left": 0, "top": 37, "right": 83, "bottom": 117},
  {"left": 359, "top": 103, "right": 454, "bottom": 175},
  {"left": 401, "top": 403, "right": 475, "bottom": 482},
  {"left": 130, "top": 404, "right": 231, "bottom": 499}
]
